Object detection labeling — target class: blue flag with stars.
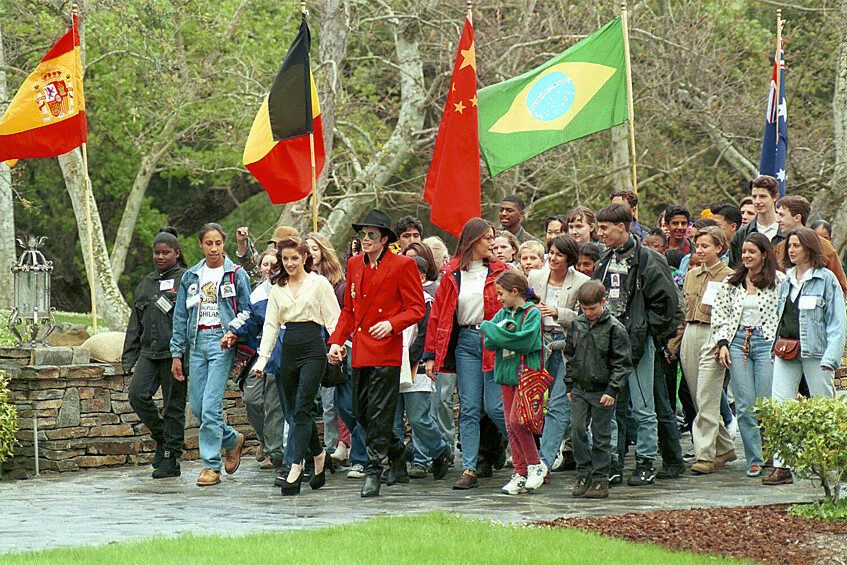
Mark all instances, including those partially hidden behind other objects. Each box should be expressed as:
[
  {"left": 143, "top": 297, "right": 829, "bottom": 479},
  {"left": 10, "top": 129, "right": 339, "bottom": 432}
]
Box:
[{"left": 758, "top": 35, "right": 787, "bottom": 197}]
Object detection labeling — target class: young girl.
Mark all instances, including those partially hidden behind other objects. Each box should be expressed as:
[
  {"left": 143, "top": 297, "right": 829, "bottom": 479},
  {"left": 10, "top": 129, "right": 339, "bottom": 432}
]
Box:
[
  {"left": 480, "top": 270, "right": 545, "bottom": 495},
  {"left": 122, "top": 227, "right": 187, "bottom": 479},
  {"left": 170, "top": 223, "right": 252, "bottom": 487},
  {"left": 251, "top": 237, "right": 341, "bottom": 495}
]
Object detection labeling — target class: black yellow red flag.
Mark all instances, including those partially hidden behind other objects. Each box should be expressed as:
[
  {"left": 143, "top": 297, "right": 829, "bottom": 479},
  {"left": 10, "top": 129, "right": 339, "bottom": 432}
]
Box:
[
  {"left": 243, "top": 14, "right": 325, "bottom": 204},
  {"left": 0, "top": 14, "right": 87, "bottom": 162}
]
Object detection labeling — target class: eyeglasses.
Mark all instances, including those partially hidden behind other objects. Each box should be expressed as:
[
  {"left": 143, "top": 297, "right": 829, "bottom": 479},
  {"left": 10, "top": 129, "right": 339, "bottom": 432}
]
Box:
[{"left": 357, "top": 230, "right": 381, "bottom": 241}]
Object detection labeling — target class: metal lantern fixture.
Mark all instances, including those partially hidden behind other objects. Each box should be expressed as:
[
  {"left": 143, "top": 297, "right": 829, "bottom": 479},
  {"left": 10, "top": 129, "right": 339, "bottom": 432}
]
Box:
[{"left": 8, "top": 236, "right": 55, "bottom": 346}]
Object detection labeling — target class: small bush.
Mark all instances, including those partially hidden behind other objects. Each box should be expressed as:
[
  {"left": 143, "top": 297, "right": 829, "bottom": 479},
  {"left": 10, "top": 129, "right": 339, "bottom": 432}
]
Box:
[
  {"left": 788, "top": 499, "right": 847, "bottom": 522},
  {"left": 0, "top": 369, "right": 18, "bottom": 464},
  {"left": 758, "top": 395, "right": 847, "bottom": 504}
]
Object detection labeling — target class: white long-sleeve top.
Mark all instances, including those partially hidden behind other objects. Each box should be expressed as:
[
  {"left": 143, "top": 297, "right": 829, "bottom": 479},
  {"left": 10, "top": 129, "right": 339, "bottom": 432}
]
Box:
[{"left": 253, "top": 272, "right": 340, "bottom": 373}]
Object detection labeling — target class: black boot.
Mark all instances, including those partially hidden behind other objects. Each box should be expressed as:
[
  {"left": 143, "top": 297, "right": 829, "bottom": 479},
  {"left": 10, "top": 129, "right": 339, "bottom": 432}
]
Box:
[
  {"left": 361, "top": 474, "right": 381, "bottom": 497},
  {"left": 152, "top": 452, "right": 180, "bottom": 478},
  {"left": 151, "top": 444, "right": 165, "bottom": 469},
  {"left": 386, "top": 443, "right": 412, "bottom": 486}
]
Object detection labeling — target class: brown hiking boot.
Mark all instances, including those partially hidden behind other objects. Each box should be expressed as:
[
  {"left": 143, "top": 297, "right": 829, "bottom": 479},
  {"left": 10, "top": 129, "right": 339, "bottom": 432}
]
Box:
[
  {"left": 571, "top": 475, "right": 590, "bottom": 498},
  {"left": 584, "top": 479, "right": 609, "bottom": 499},
  {"left": 452, "top": 470, "right": 478, "bottom": 490},
  {"left": 714, "top": 449, "right": 737, "bottom": 468},
  {"left": 762, "top": 467, "right": 793, "bottom": 485},
  {"left": 196, "top": 468, "right": 221, "bottom": 486},
  {"left": 690, "top": 460, "right": 715, "bottom": 474},
  {"left": 224, "top": 433, "right": 245, "bottom": 474}
]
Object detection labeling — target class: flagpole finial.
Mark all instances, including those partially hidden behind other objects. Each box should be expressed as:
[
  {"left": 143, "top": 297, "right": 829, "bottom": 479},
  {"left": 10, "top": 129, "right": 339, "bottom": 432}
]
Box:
[
  {"left": 72, "top": 2, "right": 78, "bottom": 15},
  {"left": 301, "top": 1, "right": 306, "bottom": 14},
  {"left": 621, "top": 1, "right": 627, "bottom": 13}
]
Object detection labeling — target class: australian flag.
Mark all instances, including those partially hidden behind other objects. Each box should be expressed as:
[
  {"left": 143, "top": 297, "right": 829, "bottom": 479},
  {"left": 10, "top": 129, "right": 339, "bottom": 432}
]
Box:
[{"left": 758, "top": 34, "right": 787, "bottom": 197}]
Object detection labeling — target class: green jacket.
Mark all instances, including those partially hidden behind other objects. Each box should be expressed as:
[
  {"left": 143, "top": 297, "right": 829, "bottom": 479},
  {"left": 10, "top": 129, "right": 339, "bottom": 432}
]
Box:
[{"left": 480, "top": 303, "right": 543, "bottom": 386}]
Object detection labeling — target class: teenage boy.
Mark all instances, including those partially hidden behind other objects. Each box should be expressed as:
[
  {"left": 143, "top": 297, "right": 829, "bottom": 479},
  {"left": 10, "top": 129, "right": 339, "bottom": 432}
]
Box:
[
  {"left": 773, "top": 195, "right": 847, "bottom": 295},
  {"left": 711, "top": 204, "right": 741, "bottom": 245},
  {"left": 728, "top": 175, "right": 784, "bottom": 268},
  {"left": 564, "top": 281, "right": 632, "bottom": 499},
  {"left": 395, "top": 216, "right": 424, "bottom": 252},
  {"left": 610, "top": 190, "right": 647, "bottom": 238},
  {"left": 665, "top": 205, "right": 691, "bottom": 253},
  {"left": 592, "top": 204, "right": 681, "bottom": 486},
  {"left": 499, "top": 195, "right": 539, "bottom": 244}
]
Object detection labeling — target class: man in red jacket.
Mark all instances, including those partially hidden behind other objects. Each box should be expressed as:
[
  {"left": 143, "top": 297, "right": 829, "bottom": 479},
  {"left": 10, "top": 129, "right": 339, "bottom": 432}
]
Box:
[{"left": 328, "top": 209, "right": 426, "bottom": 497}]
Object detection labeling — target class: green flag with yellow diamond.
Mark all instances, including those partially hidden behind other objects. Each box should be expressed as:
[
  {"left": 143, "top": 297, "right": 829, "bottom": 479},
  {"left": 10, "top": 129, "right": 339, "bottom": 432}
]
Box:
[{"left": 479, "top": 16, "right": 628, "bottom": 177}]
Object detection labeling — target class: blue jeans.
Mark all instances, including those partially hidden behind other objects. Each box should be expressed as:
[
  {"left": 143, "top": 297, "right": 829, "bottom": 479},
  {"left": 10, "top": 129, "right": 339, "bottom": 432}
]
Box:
[
  {"left": 430, "top": 371, "right": 457, "bottom": 451},
  {"left": 455, "top": 327, "right": 507, "bottom": 471},
  {"left": 728, "top": 328, "right": 773, "bottom": 467},
  {"left": 613, "top": 339, "right": 658, "bottom": 464},
  {"left": 188, "top": 328, "right": 239, "bottom": 470},
  {"left": 394, "top": 390, "right": 449, "bottom": 465},
  {"left": 539, "top": 332, "right": 570, "bottom": 468},
  {"left": 333, "top": 378, "right": 367, "bottom": 467}
]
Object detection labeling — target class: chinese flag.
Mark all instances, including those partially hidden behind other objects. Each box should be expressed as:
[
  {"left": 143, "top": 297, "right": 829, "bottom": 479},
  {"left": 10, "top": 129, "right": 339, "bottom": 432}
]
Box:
[
  {"left": 243, "top": 13, "right": 325, "bottom": 204},
  {"left": 0, "top": 14, "right": 87, "bottom": 162},
  {"left": 424, "top": 18, "right": 480, "bottom": 238}
]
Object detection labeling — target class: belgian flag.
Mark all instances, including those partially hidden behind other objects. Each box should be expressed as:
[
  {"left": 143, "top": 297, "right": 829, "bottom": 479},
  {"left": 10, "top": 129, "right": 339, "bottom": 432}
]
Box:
[
  {"left": 243, "top": 13, "right": 325, "bottom": 204},
  {"left": 0, "top": 14, "right": 87, "bottom": 162}
]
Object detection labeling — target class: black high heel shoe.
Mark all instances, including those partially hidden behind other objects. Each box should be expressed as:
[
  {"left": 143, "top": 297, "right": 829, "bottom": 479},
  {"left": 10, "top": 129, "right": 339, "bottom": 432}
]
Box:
[
  {"left": 281, "top": 466, "right": 304, "bottom": 496},
  {"left": 309, "top": 451, "right": 336, "bottom": 490}
]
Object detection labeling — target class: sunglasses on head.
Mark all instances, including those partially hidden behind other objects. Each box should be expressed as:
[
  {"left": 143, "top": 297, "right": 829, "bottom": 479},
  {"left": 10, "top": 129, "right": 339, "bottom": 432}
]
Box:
[{"left": 357, "top": 230, "right": 381, "bottom": 241}]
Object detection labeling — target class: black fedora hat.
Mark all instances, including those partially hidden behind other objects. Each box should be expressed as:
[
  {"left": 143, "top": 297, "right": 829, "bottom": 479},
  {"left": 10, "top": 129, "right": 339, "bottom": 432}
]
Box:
[{"left": 352, "top": 209, "right": 397, "bottom": 243}]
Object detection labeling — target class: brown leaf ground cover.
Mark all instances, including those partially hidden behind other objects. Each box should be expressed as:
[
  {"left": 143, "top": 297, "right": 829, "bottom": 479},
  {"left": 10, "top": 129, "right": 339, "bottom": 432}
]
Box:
[{"left": 537, "top": 504, "right": 847, "bottom": 564}]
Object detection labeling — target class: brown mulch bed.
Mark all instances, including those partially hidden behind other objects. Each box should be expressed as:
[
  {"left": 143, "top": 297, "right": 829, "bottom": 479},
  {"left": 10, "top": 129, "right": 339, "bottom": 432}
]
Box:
[{"left": 536, "top": 504, "right": 847, "bottom": 564}]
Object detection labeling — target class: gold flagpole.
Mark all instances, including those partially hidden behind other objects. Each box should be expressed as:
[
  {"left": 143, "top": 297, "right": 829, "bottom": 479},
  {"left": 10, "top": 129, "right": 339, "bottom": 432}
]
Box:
[
  {"left": 774, "top": 9, "right": 782, "bottom": 147},
  {"left": 73, "top": 2, "right": 97, "bottom": 333},
  {"left": 467, "top": 0, "right": 472, "bottom": 23},
  {"left": 302, "top": 0, "right": 318, "bottom": 233},
  {"left": 621, "top": 1, "right": 638, "bottom": 208}
]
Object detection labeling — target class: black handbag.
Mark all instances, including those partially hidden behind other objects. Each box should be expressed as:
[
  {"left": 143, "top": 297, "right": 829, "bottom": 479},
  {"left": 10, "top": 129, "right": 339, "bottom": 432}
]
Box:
[{"left": 321, "top": 359, "right": 348, "bottom": 387}]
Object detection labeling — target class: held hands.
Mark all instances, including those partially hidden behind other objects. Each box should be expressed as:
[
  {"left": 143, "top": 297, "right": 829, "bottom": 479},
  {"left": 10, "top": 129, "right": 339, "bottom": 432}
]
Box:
[
  {"left": 220, "top": 331, "right": 238, "bottom": 350},
  {"left": 369, "top": 321, "right": 393, "bottom": 340},
  {"left": 327, "top": 344, "right": 346, "bottom": 365},
  {"left": 717, "top": 345, "right": 731, "bottom": 369},
  {"left": 171, "top": 358, "right": 185, "bottom": 381}
]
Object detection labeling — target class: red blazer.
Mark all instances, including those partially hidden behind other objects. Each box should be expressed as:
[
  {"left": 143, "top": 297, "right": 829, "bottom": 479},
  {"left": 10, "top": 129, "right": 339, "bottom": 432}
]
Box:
[
  {"left": 329, "top": 250, "right": 425, "bottom": 368},
  {"left": 424, "top": 258, "right": 510, "bottom": 373}
]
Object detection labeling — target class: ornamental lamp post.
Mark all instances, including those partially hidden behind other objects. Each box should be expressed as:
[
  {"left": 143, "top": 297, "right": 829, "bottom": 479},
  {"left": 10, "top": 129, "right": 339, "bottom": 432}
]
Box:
[{"left": 8, "top": 236, "right": 55, "bottom": 346}]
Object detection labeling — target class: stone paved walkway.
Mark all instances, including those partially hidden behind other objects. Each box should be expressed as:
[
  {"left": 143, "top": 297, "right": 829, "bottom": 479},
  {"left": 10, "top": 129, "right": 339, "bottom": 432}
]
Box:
[{"left": 0, "top": 437, "right": 823, "bottom": 555}]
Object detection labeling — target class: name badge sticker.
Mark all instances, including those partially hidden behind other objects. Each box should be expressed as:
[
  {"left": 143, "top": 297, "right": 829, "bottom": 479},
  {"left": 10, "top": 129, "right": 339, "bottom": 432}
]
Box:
[
  {"left": 798, "top": 295, "right": 817, "bottom": 310},
  {"left": 186, "top": 295, "right": 201, "bottom": 308},
  {"left": 159, "top": 279, "right": 175, "bottom": 292},
  {"left": 220, "top": 283, "right": 236, "bottom": 298},
  {"left": 188, "top": 283, "right": 199, "bottom": 295},
  {"left": 155, "top": 295, "right": 174, "bottom": 314},
  {"left": 701, "top": 281, "right": 721, "bottom": 306}
]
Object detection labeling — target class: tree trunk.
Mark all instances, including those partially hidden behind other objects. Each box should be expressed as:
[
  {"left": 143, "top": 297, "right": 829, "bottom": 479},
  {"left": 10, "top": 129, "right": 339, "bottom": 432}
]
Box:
[
  {"left": 57, "top": 148, "right": 130, "bottom": 329},
  {"left": 109, "top": 114, "right": 179, "bottom": 281},
  {"left": 611, "top": 124, "right": 633, "bottom": 193},
  {"left": 0, "top": 24, "right": 15, "bottom": 309},
  {"left": 810, "top": 0, "right": 847, "bottom": 256},
  {"left": 319, "top": 6, "right": 428, "bottom": 248}
]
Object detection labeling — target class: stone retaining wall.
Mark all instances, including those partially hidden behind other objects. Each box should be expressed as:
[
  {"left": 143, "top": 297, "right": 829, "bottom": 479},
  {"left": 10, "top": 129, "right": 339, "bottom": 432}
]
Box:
[{"left": 1, "top": 358, "right": 259, "bottom": 477}]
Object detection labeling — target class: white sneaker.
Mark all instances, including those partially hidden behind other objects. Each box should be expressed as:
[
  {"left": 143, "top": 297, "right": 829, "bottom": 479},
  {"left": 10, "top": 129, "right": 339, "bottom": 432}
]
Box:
[
  {"left": 525, "top": 462, "right": 547, "bottom": 491},
  {"left": 504, "top": 446, "right": 513, "bottom": 467},
  {"left": 331, "top": 442, "right": 349, "bottom": 464},
  {"left": 726, "top": 416, "right": 739, "bottom": 440},
  {"left": 501, "top": 473, "right": 527, "bottom": 495},
  {"left": 551, "top": 440, "right": 565, "bottom": 470},
  {"left": 347, "top": 463, "right": 365, "bottom": 479}
]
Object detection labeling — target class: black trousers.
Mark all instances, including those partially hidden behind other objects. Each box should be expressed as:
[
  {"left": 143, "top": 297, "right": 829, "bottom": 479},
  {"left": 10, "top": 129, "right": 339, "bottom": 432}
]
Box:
[
  {"left": 654, "top": 348, "right": 684, "bottom": 469},
  {"left": 128, "top": 356, "right": 187, "bottom": 455},
  {"left": 352, "top": 365, "right": 405, "bottom": 475},
  {"left": 279, "top": 322, "right": 326, "bottom": 465},
  {"left": 571, "top": 388, "right": 614, "bottom": 481}
]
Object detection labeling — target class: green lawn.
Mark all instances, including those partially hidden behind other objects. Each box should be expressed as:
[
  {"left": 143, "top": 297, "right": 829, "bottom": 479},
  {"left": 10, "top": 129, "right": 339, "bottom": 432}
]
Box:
[
  {"left": 0, "top": 513, "right": 754, "bottom": 565},
  {"left": 0, "top": 310, "right": 105, "bottom": 347}
]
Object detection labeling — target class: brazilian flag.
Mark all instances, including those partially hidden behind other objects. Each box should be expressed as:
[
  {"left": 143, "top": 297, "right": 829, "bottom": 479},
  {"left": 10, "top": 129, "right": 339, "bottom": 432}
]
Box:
[{"left": 478, "top": 17, "right": 628, "bottom": 177}]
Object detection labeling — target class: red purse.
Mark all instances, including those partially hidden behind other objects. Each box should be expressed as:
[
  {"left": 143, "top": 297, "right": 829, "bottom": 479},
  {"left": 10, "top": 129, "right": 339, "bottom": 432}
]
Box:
[{"left": 515, "top": 306, "right": 555, "bottom": 435}]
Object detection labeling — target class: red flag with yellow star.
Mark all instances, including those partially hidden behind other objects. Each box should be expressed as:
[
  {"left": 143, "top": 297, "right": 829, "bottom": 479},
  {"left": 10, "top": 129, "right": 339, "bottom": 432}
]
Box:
[{"left": 423, "top": 17, "right": 479, "bottom": 238}]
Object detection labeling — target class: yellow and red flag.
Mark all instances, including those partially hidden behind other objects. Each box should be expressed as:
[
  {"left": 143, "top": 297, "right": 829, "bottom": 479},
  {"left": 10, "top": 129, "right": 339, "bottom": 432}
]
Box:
[
  {"left": 423, "top": 17, "right": 480, "bottom": 238},
  {"left": 0, "top": 15, "right": 87, "bottom": 161},
  {"left": 243, "top": 13, "right": 325, "bottom": 204}
]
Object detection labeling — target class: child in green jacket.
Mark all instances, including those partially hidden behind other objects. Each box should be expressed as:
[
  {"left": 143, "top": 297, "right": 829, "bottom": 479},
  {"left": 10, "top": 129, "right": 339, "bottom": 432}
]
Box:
[{"left": 480, "top": 271, "right": 545, "bottom": 495}]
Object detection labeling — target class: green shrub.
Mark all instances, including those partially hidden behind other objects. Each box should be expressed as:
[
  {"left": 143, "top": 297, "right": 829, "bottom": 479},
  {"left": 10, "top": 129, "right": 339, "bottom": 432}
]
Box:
[
  {"left": 0, "top": 370, "right": 18, "bottom": 465},
  {"left": 758, "top": 395, "right": 847, "bottom": 504},
  {"left": 788, "top": 498, "right": 847, "bottom": 522}
]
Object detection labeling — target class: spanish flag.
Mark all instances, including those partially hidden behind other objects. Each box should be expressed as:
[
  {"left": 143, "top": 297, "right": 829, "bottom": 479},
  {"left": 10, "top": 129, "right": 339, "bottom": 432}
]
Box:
[
  {"left": 0, "top": 14, "right": 87, "bottom": 162},
  {"left": 243, "top": 13, "right": 325, "bottom": 204}
]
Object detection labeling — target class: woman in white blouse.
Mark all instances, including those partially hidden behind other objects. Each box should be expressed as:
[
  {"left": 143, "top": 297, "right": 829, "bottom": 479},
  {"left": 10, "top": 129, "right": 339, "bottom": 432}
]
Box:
[
  {"left": 712, "top": 233, "right": 783, "bottom": 478},
  {"left": 252, "top": 237, "right": 341, "bottom": 495}
]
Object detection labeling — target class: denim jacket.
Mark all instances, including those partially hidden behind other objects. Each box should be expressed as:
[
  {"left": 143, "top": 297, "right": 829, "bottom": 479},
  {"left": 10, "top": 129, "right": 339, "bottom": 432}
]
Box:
[
  {"left": 169, "top": 257, "right": 252, "bottom": 358},
  {"left": 775, "top": 267, "right": 847, "bottom": 369}
]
